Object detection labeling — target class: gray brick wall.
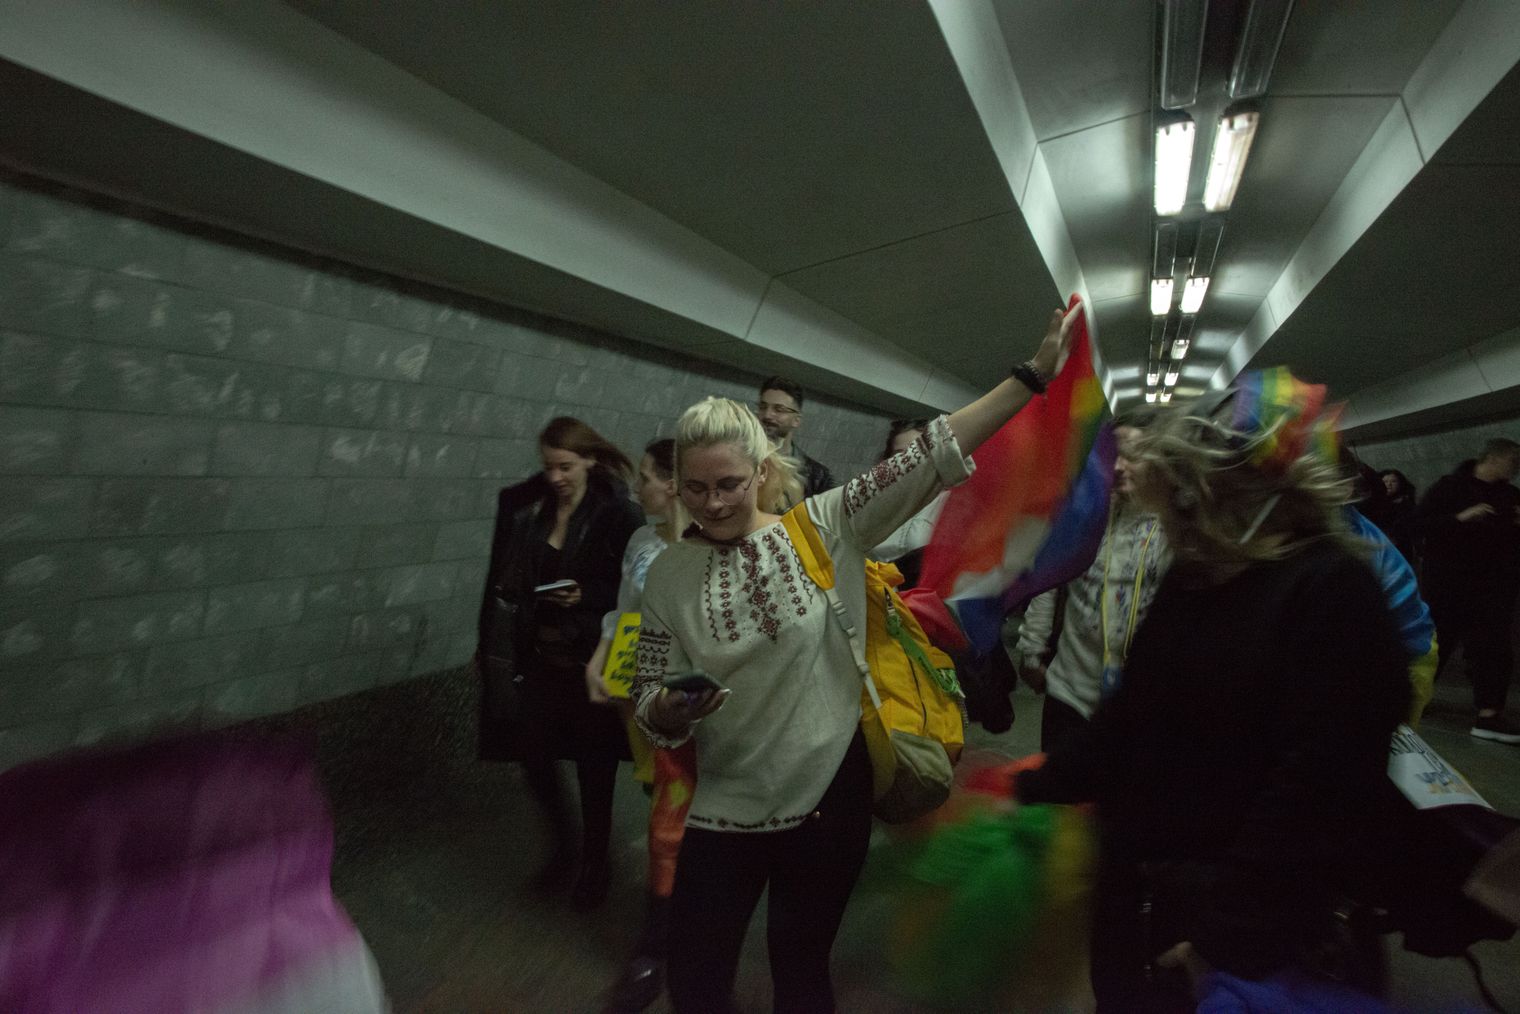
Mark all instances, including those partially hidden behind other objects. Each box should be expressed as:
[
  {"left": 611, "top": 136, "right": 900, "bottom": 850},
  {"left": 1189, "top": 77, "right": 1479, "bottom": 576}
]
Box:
[{"left": 0, "top": 170, "right": 896, "bottom": 770}]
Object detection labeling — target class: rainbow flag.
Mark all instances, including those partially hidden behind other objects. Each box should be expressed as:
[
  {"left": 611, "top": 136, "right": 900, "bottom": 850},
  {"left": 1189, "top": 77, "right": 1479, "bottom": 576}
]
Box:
[
  {"left": 1230, "top": 367, "right": 1340, "bottom": 473},
  {"left": 920, "top": 294, "right": 1110, "bottom": 652}
]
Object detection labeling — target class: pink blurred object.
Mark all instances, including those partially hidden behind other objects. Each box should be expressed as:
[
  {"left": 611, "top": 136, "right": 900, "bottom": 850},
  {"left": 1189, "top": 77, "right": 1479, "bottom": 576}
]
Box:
[{"left": 0, "top": 732, "right": 385, "bottom": 1014}]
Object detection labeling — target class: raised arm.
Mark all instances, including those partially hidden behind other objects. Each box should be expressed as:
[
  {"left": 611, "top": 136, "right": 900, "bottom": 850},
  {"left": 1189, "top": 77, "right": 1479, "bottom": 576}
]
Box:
[
  {"left": 808, "top": 303, "right": 1086, "bottom": 553},
  {"left": 946, "top": 303, "right": 1082, "bottom": 456}
]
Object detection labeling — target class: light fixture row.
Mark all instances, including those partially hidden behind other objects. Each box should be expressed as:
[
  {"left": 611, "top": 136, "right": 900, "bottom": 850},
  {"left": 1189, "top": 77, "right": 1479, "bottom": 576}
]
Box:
[
  {"left": 1146, "top": 0, "right": 1291, "bottom": 404},
  {"left": 1152, "top": 109, "right": 1258, "bottom": 218},
  {"left": 1149, "top": 275, "right": 1211, "bottom": 317}
]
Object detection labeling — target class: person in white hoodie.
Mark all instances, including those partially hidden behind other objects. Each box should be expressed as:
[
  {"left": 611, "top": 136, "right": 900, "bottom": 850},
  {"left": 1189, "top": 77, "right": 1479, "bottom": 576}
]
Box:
[{"left": 1015, "top": 409, "right": 1171, "bottom": 751}]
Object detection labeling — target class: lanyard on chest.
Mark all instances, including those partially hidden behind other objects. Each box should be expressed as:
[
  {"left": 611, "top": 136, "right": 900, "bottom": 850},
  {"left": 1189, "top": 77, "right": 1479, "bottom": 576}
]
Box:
[{"left": 1100, "top": 508, "right": 1158, "bottom": 667}]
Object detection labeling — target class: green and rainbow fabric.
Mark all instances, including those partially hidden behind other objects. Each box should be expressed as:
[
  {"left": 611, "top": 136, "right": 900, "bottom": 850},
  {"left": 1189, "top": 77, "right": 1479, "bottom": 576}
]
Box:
[{"left": 865, "top": 754, "right": 1097, "bottom": 1008}]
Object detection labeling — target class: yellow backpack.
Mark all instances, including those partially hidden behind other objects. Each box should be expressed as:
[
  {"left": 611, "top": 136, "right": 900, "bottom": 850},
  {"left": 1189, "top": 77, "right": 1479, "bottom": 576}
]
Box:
[{"left": 781, "top": 503, "right": 966, "bottom": 823}]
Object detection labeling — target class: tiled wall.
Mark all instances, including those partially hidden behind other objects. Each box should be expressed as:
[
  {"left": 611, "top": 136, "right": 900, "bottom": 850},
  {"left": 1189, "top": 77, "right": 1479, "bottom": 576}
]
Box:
[{"left": 0, "top": 170, "right": 894, "bottom": 770}]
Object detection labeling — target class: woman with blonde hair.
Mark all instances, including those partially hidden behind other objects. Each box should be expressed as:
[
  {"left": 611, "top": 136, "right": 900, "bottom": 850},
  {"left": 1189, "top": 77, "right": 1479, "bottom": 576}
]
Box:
[
  {"left": 599, "top": 435, "right": 806, "bottom": 1011},
  {"left": 1015, "top": 371, "right": 1410, "bottom": 1010},
  {"left": 633, "top": 306, "right": 1082, "bottom": 1013}
]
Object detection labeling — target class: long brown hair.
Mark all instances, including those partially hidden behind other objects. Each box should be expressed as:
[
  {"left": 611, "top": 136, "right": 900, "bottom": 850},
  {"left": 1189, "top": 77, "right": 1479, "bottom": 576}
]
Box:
[{"left": 540, "top": 416, "right": 633, "bottom": 482}]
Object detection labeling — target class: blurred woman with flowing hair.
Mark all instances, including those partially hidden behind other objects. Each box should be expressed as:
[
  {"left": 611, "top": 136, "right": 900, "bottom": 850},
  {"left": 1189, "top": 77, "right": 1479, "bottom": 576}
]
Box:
[{"left": 1016, "top": 371, "right": 1410, "bottom": 1010}]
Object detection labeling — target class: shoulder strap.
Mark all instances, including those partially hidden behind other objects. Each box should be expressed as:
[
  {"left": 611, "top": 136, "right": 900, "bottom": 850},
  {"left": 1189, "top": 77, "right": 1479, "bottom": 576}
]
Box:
[
  {"left": 780, "top": 504, "right": 880, "bottom": 708},
  {"left": 780, "top": 502, "right": 833, "bottom": 589}
]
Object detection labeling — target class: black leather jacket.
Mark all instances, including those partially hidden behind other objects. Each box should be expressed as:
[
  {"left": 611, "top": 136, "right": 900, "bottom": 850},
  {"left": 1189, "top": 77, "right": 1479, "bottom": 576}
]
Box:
[{"left": 793, "top": 444, "right": 837, "bottom": 499}]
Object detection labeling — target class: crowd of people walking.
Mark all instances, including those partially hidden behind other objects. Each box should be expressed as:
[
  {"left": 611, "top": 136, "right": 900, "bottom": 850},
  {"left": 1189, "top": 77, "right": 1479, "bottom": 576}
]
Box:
[{"left": 475, "top": 303, "right": 1520, "bottom": 1012}]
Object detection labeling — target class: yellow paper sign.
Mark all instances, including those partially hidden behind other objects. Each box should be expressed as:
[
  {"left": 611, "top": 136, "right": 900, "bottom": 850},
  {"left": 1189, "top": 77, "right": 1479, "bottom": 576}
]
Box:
[{"left": 602, "top": 612, "right": 641, "bottom": 698}]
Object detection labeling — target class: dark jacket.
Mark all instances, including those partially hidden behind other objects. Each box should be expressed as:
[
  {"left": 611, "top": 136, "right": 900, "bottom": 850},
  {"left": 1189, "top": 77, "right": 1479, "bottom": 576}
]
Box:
[
  {"left": 1017, "top": 539, "right": 1409, "bottom": 979},
  {"left": 1416, "top": 460, "right": 1520, "bottom": 591},
  {"left": 476, "top": 471, "right": 640, "bottom": 759},
  {"left": 793, "top": 443, "right": 836, "bottom": 499},
  {"left": 478, "top": 470, "right": 640, "bottom": 661},
  {"left": 1354, "top": 464, "right": 1417, "bottom": 561}
]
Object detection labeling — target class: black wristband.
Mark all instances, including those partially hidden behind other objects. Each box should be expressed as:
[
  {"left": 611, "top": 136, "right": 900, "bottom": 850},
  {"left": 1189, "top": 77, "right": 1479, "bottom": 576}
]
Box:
[{"left": 1011, "top": 360, "right": 1048, "bottom": 395}]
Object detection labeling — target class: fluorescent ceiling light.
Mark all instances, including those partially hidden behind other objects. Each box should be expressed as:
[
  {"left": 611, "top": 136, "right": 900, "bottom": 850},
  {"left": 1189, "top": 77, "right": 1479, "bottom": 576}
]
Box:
[
  {"left": 1229, "top": 0, "right": 1294, "bottom": 100},
  {"left": 1159, "top": 391, "right": 1173, "bottom": 404},
  {"left": 1171, "top": 339, "right": 1190, "bottom": 360},
  {"left": 1204, "top": 110, "right": 1260, "bottom": 212},
  {"left": 1160, "top": 0, "right": 1209, "bottom": 109},
  {"left": 1181, "top": 276, "right": 1209, "bottom": 314},
  {"left": 1150, "top": 277, "right": 1175, "bottom": 316},
  {"left": 1154, "top": 119, "right": 1196, "bottom": 216},
  {"left": 1147, "top": 367, "right": 1160, "bottom": 386},
  {"left": 1165, "top": 368, "right": 1181, "bottom": 386},
  {"left": 1145, "top": 391, "right": 1158, "bottom": 404}
]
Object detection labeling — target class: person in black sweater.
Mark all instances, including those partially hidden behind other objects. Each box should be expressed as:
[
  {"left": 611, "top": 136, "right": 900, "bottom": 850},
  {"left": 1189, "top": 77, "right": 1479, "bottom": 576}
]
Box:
[
  {"left": 1017, "top": 373, "right": 1410, "bottom": 1010},
  {"left": 478, "top": 417, "right": 643, "bottom": 909},
  {"left": 1416, "top": 441, "right": 1520, "bottom": 742}
]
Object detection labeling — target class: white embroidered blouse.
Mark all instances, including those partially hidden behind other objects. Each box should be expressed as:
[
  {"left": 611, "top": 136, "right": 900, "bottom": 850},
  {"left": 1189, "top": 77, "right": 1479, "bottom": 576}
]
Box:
[{"left": 633, "top": 415, "right": 973, "bottom": 832}]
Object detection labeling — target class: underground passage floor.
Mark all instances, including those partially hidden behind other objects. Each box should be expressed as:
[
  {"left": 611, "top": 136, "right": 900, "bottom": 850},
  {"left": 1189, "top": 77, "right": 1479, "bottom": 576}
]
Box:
[{"left": 318, "top": 673, "right": 1520, "bottom": 1013}]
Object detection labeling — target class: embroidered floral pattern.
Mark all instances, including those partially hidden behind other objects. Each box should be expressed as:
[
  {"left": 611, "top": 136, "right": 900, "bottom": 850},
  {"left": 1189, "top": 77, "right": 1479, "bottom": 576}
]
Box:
[
  {"left": 740, "top": 538, "right": 782, "bottom": 641},
  {"left": 773, "top": 532, "right": 811, "bottom": 617},
  {"left": 701, "top": 555, "right": 722, "bottom": 642},
  {"left": 698, "top": 525, "right": 814, "bottom": 644},
  {"left": 717, "top": 548, "right": 739, "bottom": 642},
  {"left": 634, "top": 627, "right": 674, "bottom": 703},
  {"left": 844, "top": 439, "right": 925, "bottom": 517},
  {"left": 690, "top": 811, "right": 811, "bottom": 831}
]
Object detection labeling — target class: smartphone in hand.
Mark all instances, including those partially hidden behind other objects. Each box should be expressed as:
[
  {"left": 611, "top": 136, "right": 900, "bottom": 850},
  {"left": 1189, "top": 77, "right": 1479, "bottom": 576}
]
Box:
[
  {"left": 662, "top": 671, "right": 725, "bottom": 693},
  {"left": 533, "top": 579, "right": 578, "bottom": 594}
]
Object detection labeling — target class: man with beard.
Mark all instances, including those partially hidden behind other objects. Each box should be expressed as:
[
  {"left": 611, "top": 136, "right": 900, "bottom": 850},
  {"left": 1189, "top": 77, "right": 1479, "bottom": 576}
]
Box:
[{"left": 756, "top": 376, "right": 836, "bottom": 501}]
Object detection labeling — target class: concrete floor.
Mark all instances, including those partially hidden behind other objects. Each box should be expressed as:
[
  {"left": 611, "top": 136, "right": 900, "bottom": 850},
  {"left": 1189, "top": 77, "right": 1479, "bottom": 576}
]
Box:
[{"left": 328, "top": 677, "right": 1520, "bottom": 1013}]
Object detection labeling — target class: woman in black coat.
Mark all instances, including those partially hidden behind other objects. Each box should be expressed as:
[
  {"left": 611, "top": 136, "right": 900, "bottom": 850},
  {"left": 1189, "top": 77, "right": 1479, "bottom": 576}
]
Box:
[{"left": 478, "top": 416, "right": 642, "bottom": 909}]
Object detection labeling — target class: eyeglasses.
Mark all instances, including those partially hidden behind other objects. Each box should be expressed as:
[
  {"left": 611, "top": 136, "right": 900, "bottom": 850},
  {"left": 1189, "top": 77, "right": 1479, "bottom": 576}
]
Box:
[
  {"left": 679, "top": 470, "right": 759, "bottom": 506},
  {"left": 755, "top": 400, "right": 800, "bottom": 418}
]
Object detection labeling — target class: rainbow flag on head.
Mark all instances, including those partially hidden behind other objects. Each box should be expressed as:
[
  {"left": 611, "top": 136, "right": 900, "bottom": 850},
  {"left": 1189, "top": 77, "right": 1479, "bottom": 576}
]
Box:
[
  {"left": 1228, "top": 367, "right": 1340, "bottom": 473},
  {"left": 920, "top": 294, "right": 1110, "bottom": 652}
]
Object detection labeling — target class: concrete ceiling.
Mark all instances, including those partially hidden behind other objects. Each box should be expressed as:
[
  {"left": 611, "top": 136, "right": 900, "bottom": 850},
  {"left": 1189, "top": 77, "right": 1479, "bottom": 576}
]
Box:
[
  {"left": 288, "top": 0, "right": 1016, "bottom": 278},
  {"left": 1253, "top": 61, "right": 1520, "bottom": 394},
  {"left": 284, "top": 0, "right": 1069, "bottom": 394},
  {"left": 0, "top": 0, "right": 1517, "bottom": 436}
]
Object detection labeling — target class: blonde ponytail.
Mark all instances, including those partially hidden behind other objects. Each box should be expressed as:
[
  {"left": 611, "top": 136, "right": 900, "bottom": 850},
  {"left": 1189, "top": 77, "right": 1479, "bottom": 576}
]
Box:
[{"left": 759, "top": 450, "right": 804, "bottom": 512}]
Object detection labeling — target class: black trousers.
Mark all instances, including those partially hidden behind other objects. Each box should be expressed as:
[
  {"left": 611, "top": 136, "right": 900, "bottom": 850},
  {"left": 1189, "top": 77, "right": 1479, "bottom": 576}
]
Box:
[
  {"left": 1040, "top": 693, "right": 1090, "bottom": 754},
  {"left": 1427, "top": 581, "right": 1516, "bottom": 714},
  {"left": 666, "top": 732, "right": 873, "bottom": 1014},
  {"left": 521, "top": 755, "right": 618, "bottom": 866},
  {"left": 515, "top": 661, "right": 624, "bottom": 865},
  {"left": 1088, "top": 863, "right": 1196, "bottom": 1014}
]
